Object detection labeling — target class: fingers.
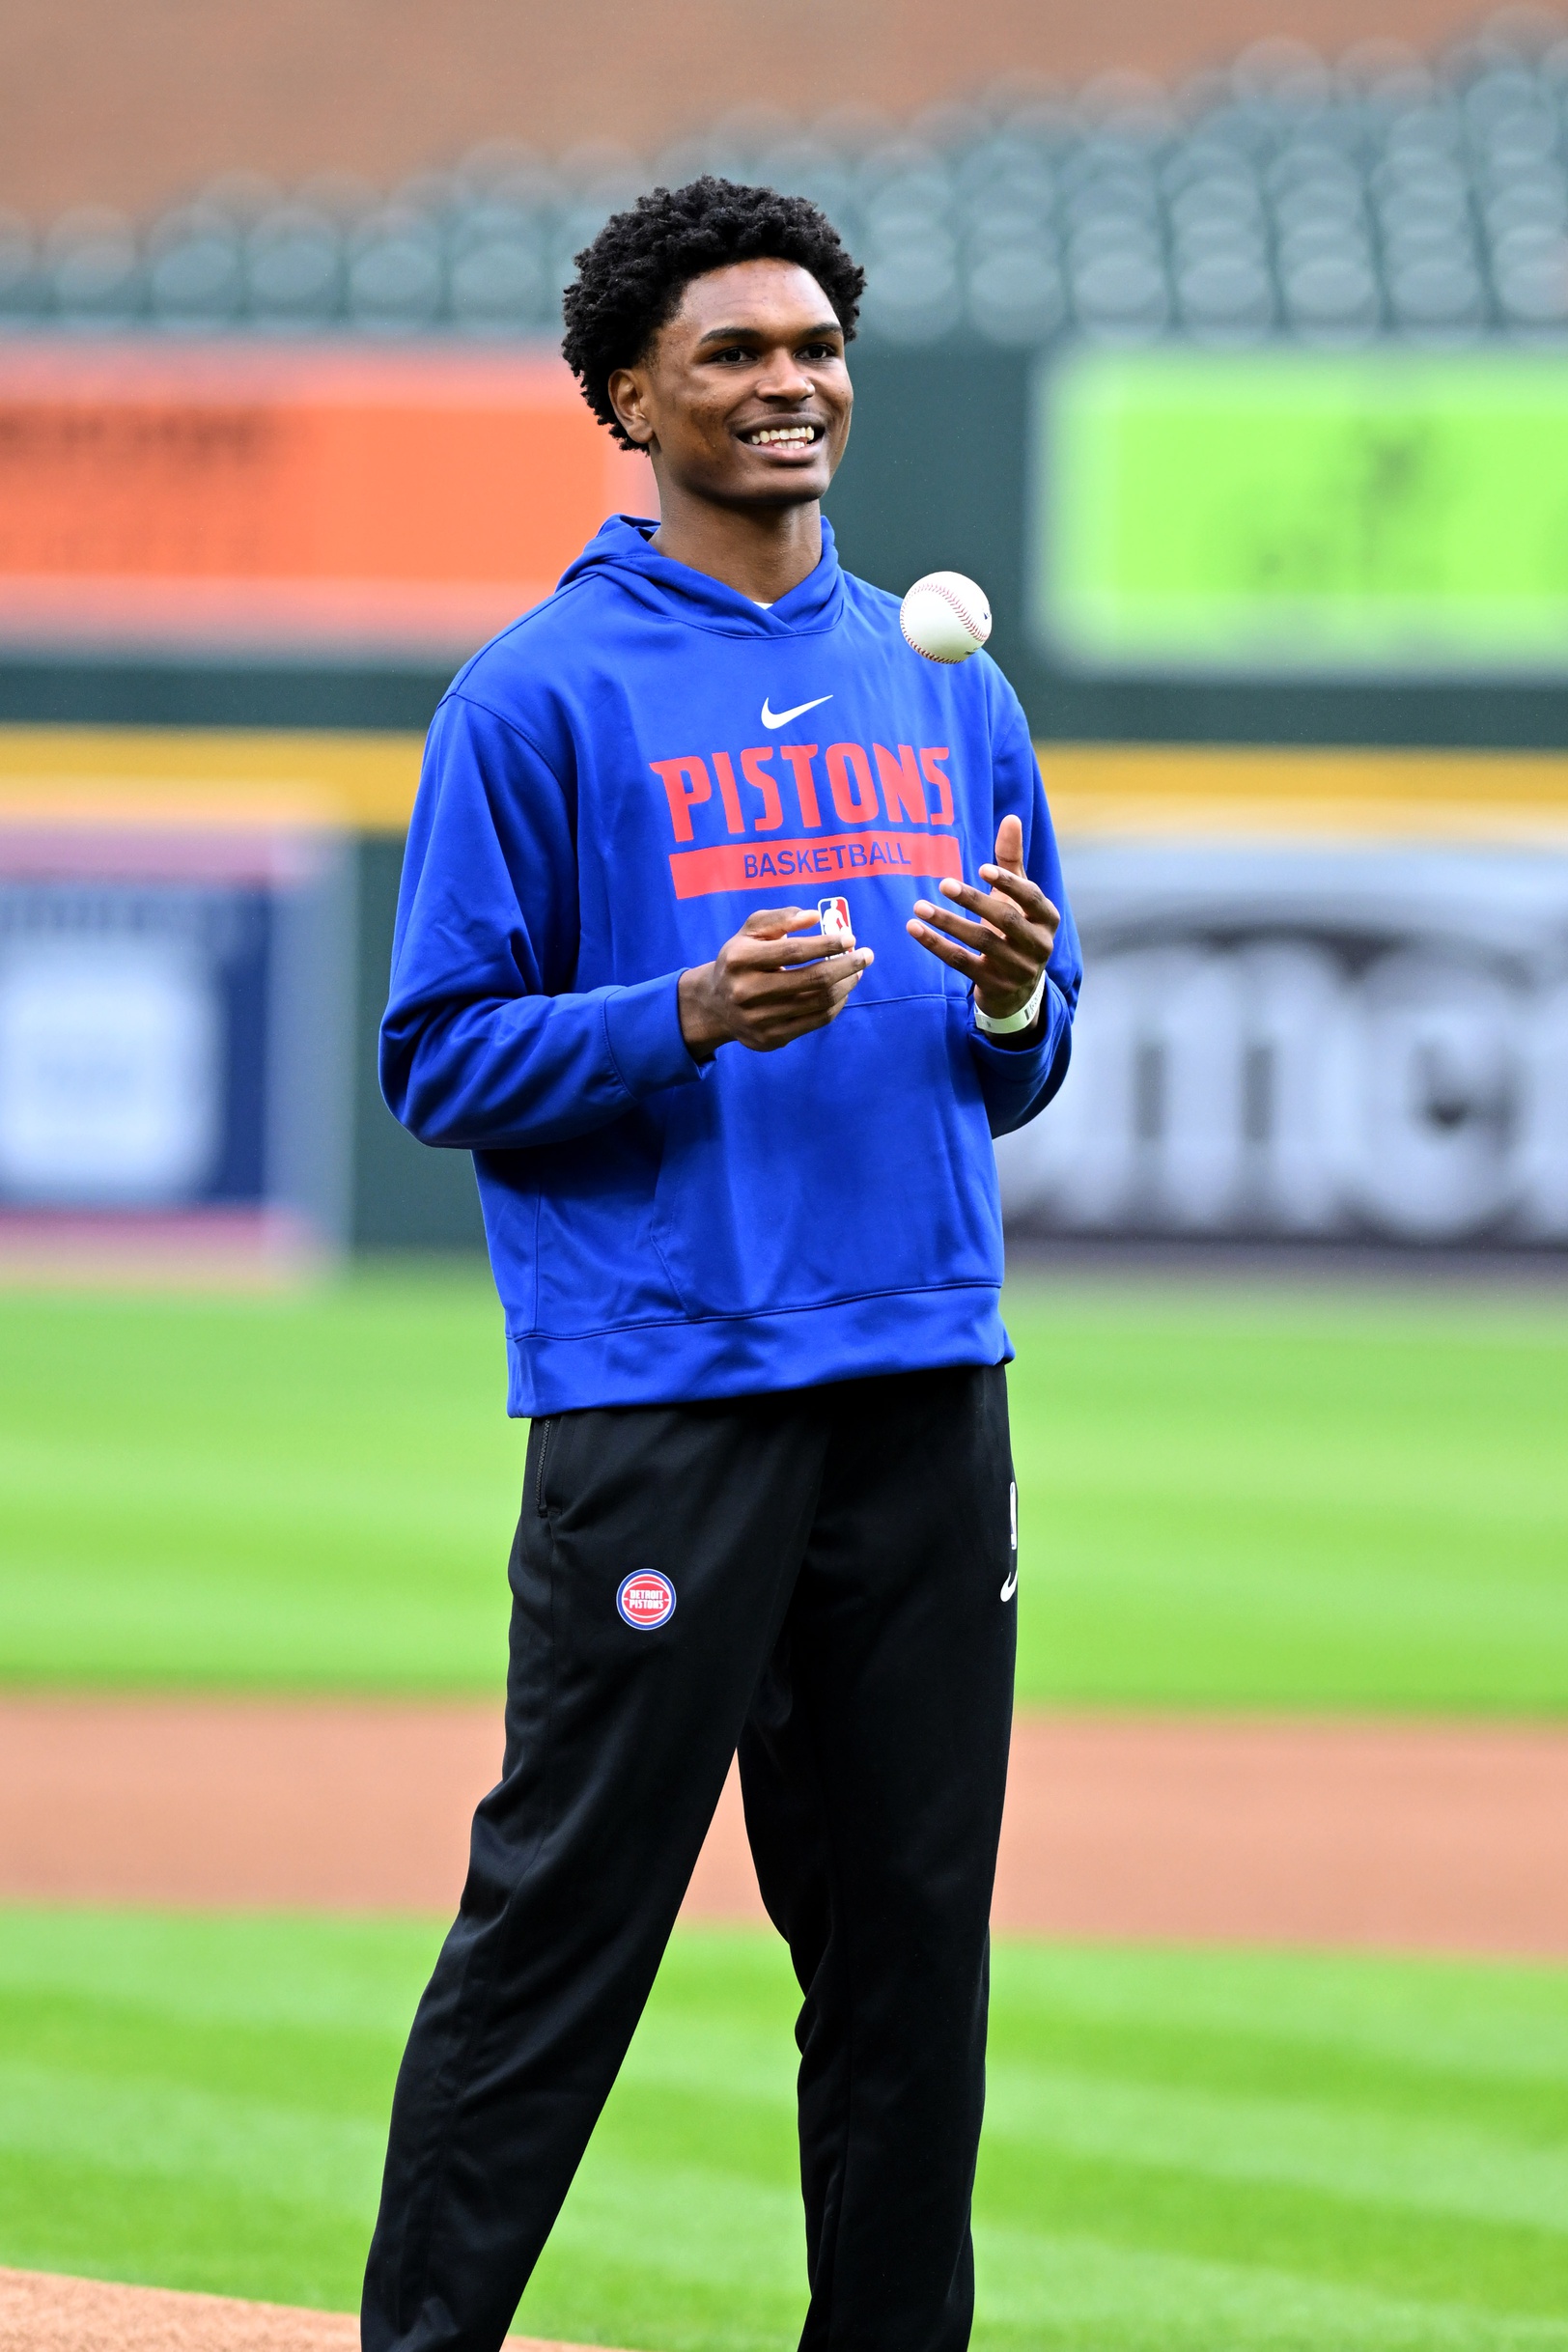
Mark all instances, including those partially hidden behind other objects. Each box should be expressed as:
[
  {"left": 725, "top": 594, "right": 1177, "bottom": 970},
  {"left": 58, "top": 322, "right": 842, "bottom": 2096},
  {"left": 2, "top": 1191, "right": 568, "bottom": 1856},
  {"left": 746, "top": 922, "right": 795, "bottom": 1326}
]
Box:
[
  {"left": 981, "top": 819, "right": 1061, "bottom": 938},
  {"left": 741, "top": 906, "right": 825, "bottom": 938},
  {"left": 747, "top": 948, "right": 872, "bottom": 994},
  {"left": 976, "top": 870, "right": 1058, "bottom": 935},
  {"left": 719, "top": 935, "right": 871, "bottom": 1018},
  {"left": 916, "top": 890, "right": 1029, "bottom": 962},
  {"left": 993, "top": 812, "right": 1024, "bottom": 874},
  {"left": 735, "top": 957, "right": 869, "bottom": 1050},
  {"left": 910, "top": 903, "right": 993, "bottom": 964},
  {"left": 937, "top": 876, "right": 1011, "bottom": 925},
  {"left": 763, "top": 934, "right": 870, "bottom": 970},
  {"left": 930, "top": 869, "right": 1060, "bottom": 967},
  {"left": 906, "top": 916, "right": 986, "bottom": 979},
  {"left": 910, "top": 878, "right": 1048, "bottom": 996},
  {"left": 707, "top": 899, "right": 877, "bottom": 1054},
  {"left": 944, "top": 875, "right": 1052, "bottom": 936},
  {"left": 719, "top": 857, "right": 1056, "bottom": 1051},
  {"left": 733, "top": 921, "right": 867, "bottom": 972}
]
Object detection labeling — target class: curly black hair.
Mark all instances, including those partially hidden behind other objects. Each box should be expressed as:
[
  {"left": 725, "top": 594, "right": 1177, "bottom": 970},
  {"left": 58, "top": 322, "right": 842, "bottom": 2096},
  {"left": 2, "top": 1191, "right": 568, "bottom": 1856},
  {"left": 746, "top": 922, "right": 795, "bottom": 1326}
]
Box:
[{"left": 561, "top": 177, "right": 865, "bottom": 447}]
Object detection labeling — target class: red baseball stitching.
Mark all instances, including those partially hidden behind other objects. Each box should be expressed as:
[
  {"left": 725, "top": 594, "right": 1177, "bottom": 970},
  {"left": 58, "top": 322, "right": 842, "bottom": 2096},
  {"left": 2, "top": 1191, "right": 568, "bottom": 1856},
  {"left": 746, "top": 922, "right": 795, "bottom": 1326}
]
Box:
[{"left": 901, "top": 575, "right": 989, "bottom": 662}]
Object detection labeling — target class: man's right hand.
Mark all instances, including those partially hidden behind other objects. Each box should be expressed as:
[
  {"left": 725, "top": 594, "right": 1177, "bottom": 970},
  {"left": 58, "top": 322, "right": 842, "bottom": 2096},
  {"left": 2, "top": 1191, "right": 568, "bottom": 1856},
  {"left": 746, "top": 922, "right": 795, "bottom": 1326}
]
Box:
[{"left": 679, "top": 909, "right": 874, "bottom": 1062}]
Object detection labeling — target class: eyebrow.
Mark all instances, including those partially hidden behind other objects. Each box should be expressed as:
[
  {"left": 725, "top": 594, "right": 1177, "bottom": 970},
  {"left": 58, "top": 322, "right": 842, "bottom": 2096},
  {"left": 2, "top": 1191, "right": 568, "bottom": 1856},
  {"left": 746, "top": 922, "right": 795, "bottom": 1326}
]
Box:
[{"left": 694, "top": 320, "right": 843, "bottom": 349}]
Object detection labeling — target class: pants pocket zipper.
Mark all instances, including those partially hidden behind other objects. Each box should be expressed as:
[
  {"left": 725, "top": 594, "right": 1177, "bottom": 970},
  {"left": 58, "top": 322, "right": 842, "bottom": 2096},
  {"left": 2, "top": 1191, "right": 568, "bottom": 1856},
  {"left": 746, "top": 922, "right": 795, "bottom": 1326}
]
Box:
[{"left": 535, "top": 1416, "right": 555, "bottom": 1517}]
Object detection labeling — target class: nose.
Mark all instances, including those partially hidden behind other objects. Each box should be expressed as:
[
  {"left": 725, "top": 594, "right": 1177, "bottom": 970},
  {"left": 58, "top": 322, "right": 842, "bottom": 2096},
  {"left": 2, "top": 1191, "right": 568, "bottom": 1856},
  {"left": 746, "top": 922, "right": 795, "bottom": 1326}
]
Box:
[{"left": 753, "top": 345, "right": 815, "bottom": 402}]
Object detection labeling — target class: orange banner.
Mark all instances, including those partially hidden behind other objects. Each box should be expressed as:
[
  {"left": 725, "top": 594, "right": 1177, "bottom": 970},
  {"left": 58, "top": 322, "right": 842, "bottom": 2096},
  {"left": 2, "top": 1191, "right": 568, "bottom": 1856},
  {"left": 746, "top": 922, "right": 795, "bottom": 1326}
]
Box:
[{"left": 0, "top": 342, "right": 654, "bottom": 657}]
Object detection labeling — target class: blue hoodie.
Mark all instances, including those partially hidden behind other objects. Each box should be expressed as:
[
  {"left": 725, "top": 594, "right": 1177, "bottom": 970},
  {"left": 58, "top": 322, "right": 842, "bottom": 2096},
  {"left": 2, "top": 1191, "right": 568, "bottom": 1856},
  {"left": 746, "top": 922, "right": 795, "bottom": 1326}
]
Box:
[{"left": 381, "top": 516, "right": 1081, "bottom": 1416}]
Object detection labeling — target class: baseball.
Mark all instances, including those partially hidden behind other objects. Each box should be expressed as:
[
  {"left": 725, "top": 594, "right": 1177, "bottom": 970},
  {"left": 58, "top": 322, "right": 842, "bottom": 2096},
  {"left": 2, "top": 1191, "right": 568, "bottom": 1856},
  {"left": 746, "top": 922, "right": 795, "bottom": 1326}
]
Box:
[{"left": 899, "top": 572, "right": 992, "bottom": 664}]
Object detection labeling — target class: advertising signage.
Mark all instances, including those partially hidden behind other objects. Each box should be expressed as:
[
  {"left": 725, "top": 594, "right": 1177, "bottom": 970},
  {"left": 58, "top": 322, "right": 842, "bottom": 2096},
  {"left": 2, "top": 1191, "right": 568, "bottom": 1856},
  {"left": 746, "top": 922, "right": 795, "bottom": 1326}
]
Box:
[
  {"left": 0, "top": 816, "right": 353, "bottom": 1267},
  {"left": 0, "top": 343, "right": 652, "bottom": 660},
  {"left": 995, "top": 838, "right": 1568, "bottom": 1246},
  {"left": 1035, "top": 347, "right": 1568, "bottom": 679}
]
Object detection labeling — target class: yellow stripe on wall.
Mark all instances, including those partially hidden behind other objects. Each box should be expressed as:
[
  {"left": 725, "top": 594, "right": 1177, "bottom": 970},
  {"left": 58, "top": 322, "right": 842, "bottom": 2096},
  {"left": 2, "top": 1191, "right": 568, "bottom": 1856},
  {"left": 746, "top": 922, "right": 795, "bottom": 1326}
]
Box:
[
  {"left": 1041, "top": 741, "right": 1568, "bottom": 845},
  {"left": 0, "top": 727, "right": 425, "bottom": 833},
  {"left": 3, "top": 727, "right": 1568, "bottom": 846}
]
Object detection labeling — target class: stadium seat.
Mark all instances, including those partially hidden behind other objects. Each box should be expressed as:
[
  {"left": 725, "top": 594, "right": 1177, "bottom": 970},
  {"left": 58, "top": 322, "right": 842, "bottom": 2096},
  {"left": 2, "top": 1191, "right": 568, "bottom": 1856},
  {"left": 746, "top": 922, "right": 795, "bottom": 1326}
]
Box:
[
  {"left": 0, "top": 212, "right": 37, "bottom": 318},
  {"left": 45, "top": 208, "right": 145, "bottom": 323},
  {"left": 30, "top": 10, "right": 1568, "bottom": 351},
  {"left": 246, "top": 206, "right": 345, "bottom": 325},
  {"left": 347, "top": 210, "right": 445, "bottom": 332},
  {"left": 147, "top": 207, "right": 245, "bottom": 325}
]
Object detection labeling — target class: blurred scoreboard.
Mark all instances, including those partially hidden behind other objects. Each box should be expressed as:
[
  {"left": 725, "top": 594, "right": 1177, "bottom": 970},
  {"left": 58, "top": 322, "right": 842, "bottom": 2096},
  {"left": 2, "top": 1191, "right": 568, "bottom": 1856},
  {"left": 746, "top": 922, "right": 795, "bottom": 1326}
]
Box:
[
  {"left": 0, "top": 342, "right": 653, "bottom": 659},
  {"left": 1035, "top": 346, "right": 1568, "bottom": 680}
]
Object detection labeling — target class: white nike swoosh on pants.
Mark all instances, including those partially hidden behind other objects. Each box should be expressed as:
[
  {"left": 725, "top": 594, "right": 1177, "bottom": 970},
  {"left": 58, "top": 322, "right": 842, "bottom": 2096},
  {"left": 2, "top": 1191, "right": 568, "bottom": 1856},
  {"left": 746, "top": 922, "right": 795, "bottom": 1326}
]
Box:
[
  {"left": 761, "top": 695, "right": 833, "bottom": 730},
  {"left": 1000, "top": 1568, "right": 1018, "bottom": 1602}
]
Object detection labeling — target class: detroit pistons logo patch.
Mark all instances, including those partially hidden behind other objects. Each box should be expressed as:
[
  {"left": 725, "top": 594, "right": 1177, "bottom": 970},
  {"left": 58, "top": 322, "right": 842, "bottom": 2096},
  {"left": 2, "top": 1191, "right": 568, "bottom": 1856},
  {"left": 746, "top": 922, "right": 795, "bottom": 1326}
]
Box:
[{"left": 617, "top": 1570, "right": 676, "bottom": 1631}]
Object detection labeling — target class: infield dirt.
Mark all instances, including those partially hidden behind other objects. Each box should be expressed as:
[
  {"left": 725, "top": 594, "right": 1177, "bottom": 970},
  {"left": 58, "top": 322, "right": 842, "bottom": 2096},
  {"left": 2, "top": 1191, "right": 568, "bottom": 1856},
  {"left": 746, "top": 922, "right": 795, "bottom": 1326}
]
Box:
[
  {"left": 4, "top": 1695, "right": 1566, "bottom": 1953},
  {"left": 0, "top": 2268, "right": 628, "bottom": 2352}
]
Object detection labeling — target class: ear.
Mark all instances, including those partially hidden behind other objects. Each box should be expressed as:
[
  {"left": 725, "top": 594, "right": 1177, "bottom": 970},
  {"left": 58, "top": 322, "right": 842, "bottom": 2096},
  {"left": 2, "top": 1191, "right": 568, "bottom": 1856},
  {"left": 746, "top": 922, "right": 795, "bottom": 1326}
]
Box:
[{"left": 607, "top": 366, "right": 655, "bottom": 450}]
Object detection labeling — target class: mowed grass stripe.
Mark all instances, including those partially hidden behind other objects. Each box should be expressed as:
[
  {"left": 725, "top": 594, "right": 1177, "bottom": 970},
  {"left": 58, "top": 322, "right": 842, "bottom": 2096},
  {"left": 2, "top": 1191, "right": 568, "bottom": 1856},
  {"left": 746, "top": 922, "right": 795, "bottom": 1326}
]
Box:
[
  {"left": 0, "top": 1913, "right": 1563, "bottom": 2352},
  {"left": 966, "top": 2225, "right": 1568, "bottom": 2352},
  {"left": 1003, "top": 1280, "right": 1568, "bottom": 1715},
  {"left": 2, "top": 1270, "right": 1565, "bottom": 1713},
  {"left": 0, "top": 1274, "right": 519, "bottom": 1694}
]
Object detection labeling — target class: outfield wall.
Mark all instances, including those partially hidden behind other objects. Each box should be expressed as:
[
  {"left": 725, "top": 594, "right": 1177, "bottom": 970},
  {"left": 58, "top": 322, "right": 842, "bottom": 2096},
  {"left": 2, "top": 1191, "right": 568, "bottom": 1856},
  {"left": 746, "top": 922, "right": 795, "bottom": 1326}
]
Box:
[
  {"left": 999, "top": 747, "right": 1568, "bottom": 1246},
  {"left": 0, "top": 728, "right": 480, "bottom": 1271},
  {"left": 2, "top": 343, "right": 1566, "bottom": 1265},
  {"left": 6, "top": 346, "right": 1568, "bottom": 755},
  {"left": 3, "top": 728, "right": 1565, "bottom": 1265},
  {"left": 827, "top": 350, "right": 1568, "bottom": 753}
]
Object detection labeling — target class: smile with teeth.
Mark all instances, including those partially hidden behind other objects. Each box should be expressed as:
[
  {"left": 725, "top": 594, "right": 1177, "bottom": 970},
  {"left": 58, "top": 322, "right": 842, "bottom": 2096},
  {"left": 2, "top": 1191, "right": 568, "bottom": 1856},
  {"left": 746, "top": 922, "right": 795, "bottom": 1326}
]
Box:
[{"left": 744, "top": 424, "right": 820, "bottom": 447}]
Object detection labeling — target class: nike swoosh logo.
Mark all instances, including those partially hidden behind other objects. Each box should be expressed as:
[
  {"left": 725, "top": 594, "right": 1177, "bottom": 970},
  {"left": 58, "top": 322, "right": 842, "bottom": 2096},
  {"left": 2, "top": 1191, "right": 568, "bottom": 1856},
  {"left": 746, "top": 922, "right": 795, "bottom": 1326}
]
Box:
[
  {"left": 761, "top": 694, "right": 832, "bottom": 730},
  {"left": 1000, "top": 1567, "right": 1018, "bottom": 1603}
]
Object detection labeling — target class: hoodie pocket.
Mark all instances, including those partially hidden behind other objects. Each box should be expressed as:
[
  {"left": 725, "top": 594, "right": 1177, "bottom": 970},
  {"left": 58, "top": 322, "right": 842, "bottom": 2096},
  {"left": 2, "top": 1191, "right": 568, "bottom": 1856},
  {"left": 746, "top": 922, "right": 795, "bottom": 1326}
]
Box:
[
  {"left": 650, "top": 996, "right": 1000, "bottom": 1321},
  {"left": 529, "top": 1114, "right": 686, "bottom": 1336}
]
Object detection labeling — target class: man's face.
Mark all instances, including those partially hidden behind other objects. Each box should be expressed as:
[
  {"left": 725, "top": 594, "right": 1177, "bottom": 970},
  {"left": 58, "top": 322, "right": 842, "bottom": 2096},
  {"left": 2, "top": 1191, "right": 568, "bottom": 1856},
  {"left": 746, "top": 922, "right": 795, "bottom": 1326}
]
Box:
[{"left": 608, "top": 258, "right": 852, "bottom": 511}]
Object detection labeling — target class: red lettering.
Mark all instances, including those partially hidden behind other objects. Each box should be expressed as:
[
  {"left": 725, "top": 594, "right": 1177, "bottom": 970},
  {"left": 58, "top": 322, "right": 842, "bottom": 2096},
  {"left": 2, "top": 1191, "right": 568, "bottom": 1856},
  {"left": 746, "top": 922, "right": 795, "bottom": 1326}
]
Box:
[
  {"left": 874, "top": 742, "right": 927, "bottom": 825},
  {"left": 650, "top": 755, "right": 712, "bottom": 845},
  {"left": 919, "top": 746, "right": 955, "bottom": 826},
  {"left": 712, "top": 750, "right": 745, "bottom": 836},
  {"left": 826, "top": 742, "right": 878, "bottom": 826},
  {"left": 740, "top": 745, "right": 783, "bottom": 833},
  {"left": 778, "top": 742, "right": 823, "bottom": 830}
]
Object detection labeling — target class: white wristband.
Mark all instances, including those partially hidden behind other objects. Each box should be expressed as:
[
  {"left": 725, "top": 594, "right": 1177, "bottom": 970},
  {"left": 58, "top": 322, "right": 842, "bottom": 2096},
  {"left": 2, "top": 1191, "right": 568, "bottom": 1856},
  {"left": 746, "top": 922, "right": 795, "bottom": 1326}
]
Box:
[{"left": 973, "top": 971, "right": 1047, "bottom": 1036}]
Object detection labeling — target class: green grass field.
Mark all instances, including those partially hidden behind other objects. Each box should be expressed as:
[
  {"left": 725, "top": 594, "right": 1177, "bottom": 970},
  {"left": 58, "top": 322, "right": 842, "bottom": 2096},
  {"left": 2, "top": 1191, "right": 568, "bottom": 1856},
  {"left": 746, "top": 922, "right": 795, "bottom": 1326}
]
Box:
[
  {"left": 4, "top": 1268, "right": 1566, "bottom": 2348},
  {"left": 0, "top": 1909, "right": 1564, "bottom": 2352},
  {"left": 3, "top": 1268, "right": 1565, "bottom": 1712}
]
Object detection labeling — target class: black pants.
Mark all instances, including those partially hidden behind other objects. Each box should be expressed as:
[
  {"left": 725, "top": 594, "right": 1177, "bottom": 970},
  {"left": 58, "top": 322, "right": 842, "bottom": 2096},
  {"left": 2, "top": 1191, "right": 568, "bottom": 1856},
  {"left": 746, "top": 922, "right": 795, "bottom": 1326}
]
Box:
[{"left": 362, "top": 1363, "right": 1017, "bottom": 2352}]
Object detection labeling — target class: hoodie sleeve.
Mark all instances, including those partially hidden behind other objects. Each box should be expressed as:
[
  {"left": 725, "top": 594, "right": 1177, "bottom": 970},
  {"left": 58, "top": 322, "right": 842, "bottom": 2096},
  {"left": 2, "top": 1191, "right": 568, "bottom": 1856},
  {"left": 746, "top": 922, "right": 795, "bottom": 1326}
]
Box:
[
  {"left": 379, "top": 690, "right": 706, "bottom": 1152},
  {"left": 964, "top": 679, "right": 1083, "bottom": 1139}
]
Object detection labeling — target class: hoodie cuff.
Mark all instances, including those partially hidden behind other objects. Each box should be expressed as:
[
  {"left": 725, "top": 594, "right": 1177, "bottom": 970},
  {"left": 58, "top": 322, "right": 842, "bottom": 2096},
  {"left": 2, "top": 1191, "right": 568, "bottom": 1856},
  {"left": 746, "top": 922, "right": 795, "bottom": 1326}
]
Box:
[
  {"left": 966, "top": 973, "right": 1071, "bottom": 1071},
  {"left": 602, "top": 972, "right": 709, "bottom": 1099}
]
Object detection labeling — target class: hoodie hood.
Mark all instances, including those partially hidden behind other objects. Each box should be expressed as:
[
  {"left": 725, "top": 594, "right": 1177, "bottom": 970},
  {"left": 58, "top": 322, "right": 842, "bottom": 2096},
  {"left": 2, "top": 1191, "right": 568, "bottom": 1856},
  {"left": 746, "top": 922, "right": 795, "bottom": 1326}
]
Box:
[{"left": 557, "top": 512, "right": 847, "bottom": 638}]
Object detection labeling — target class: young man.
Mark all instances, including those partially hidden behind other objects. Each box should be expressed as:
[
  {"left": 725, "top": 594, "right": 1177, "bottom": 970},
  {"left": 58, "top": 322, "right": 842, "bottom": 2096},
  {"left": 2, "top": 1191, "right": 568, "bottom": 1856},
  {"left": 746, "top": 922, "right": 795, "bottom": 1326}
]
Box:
[{"left": 363, "top": 177, "right": 1081, "bottom": 2352}]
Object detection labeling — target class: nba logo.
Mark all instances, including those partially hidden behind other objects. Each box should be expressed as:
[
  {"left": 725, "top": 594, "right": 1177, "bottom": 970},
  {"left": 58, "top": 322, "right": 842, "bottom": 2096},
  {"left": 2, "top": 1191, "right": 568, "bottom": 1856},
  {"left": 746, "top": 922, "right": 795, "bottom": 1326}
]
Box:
[
  {"left": 818, "top": 896, "right": 853, "bottom": 944},
  {"left": 617, "top": 1569, "right": 676, "bottom": 1630}
]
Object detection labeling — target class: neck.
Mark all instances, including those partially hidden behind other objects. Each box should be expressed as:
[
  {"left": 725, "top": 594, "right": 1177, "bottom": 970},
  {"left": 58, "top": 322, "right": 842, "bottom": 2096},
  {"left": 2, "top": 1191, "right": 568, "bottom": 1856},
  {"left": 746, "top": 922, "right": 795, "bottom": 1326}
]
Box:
[{"left": 649, "top": 484, "right": 823, "bottom": 604}]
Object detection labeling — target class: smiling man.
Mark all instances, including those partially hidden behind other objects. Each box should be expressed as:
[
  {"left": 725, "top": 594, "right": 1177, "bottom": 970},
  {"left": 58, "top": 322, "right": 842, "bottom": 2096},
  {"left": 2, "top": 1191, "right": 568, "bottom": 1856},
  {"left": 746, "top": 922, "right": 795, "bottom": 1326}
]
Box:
[{"left": 363, "top": 178, "right": 1081, "bottom": 2352}]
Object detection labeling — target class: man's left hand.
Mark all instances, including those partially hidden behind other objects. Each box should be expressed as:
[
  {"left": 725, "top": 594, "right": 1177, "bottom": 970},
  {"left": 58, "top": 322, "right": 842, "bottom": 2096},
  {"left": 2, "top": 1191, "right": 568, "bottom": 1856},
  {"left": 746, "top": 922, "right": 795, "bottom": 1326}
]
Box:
[{"left": 907, "top": 814, "right": 1060, "bottom": 1030}]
